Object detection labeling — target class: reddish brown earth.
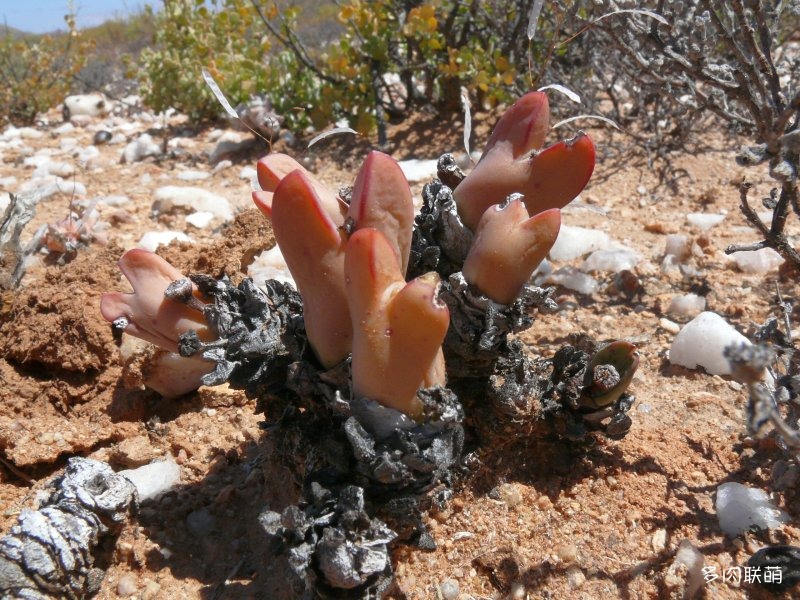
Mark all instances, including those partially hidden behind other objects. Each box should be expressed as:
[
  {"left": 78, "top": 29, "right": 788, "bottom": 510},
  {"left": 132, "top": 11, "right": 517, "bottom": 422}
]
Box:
[{"left": 1, "top": 105, "right": 799, "bottom": 599}]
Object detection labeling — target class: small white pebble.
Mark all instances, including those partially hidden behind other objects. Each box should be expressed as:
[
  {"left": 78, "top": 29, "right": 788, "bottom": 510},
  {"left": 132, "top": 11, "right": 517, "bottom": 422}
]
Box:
[
  {"left": 686, "top": 213, "right": 725, "bottom": 230},
  {"left": 185, "top": 211, "right": 215, "bottom": 229},
  {"left": 239, "top": 165, "right": 257, "bottom": 180},
  {"left": 497, "top": 483, "right": 523, "bottom": 508},
  {"left": 659, "top": 318, "right": 680, "bottom": 334},
  {"left": 581, "top": 249, "right": 640, "bottom": 273},
  {"left": 556, "top": 543, "right": 578, "bottom": 564},
  {"left": 117, "top": 574, "right": 138, "bottom": 596},
  {"left": 729, "top": 248, "right": 784, "bottom": 273},
  {"left": 212, "top": 159, "right": 233, "bottom": 174},
  {"left": 669, "top": 312, "right": 750, "bottom": 375},
  {"left": 141, "top": 579, "right": 161, "bottom": 600},
  {"left": 176, "top": 169, "right": 211, "bottom": 181},
  {"left": 716, "top": 482, "right": 789, "bottom": 536},
  {"left": 138, "top": 231, "right": 193, "bottom": 252},
  {"left": 545, "top": 267, "right": 598, "bottom": 295},
  {"left": 652, "top": 529, "right": 668, "bottom": 553},
  {"left": 566, "top": 566, "right": 586, "bottom": 589},
  {"left": 37, "top": 432, "right": 54, "bottom": 445},
  {"left": 665, "top": 540, "right": 704, "bottom": 598},
  {"left": 664, "top": 234, "right": 692, "bottom": 261},
  {"left": 439, "top": 579, "right": 459, "bottom": 600},
  {"left": 549, "top": 226, "right": 613, "bottom": 261},
  {"left": 667, "top": 294, "right": 706, "bottom": 318}
]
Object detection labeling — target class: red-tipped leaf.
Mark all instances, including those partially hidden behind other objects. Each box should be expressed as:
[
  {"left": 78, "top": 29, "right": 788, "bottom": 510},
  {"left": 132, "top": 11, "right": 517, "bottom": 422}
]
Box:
[
  {"left": 463, "top": 202, "right": 561, "bottom": 304},
  {"left": 348, "top": 150, "right": 414, "bottom": 274},
  {"left": 272, "top": 170, "right": 351, "bottom": 367},
  {"left": 483, "top": 90, "right": 550, "bottom": 158},
  {"left": 523, "top": 133, "right": 595, "bottom": 216},
  {"left": 345, "top": 229, "right": 449, "bottom": 417},
  {"left": 254, "top": 153, "right": 345, "bottom": 224}
]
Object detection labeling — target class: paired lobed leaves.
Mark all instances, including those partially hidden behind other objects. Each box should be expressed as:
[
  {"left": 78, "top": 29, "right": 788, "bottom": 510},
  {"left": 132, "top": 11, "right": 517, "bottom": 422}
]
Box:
[
  {"left": 100, "top": 249, "right": 211, "bottom": 354},
  {"left": 345, "top": 228, "right": 448, "bottom": 417},
  {"left": 454, "top": 91, "right": 595, "bottom": 231}
]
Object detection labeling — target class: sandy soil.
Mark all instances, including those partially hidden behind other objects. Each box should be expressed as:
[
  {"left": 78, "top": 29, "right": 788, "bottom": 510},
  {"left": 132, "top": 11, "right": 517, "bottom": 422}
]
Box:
[{"left": 1, "top": 104, "right": 799, "bottom": 600}]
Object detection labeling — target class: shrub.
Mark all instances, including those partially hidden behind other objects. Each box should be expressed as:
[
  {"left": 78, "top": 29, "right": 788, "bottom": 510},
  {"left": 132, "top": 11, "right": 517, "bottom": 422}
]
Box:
[
  {"left": 587, "top": 1, "right": 800, "bottom": 265},
  {"left": 254, "top": 0, "right": 561, "bottom": 137},
  {"left": 135, "top": 2, "right": 612, "bottom": 138},
  {"left": 138, "top": 0, "right": 271, "bottom": 122},
  {"left": 0, "top": 14, "right": 92, "bottom": 125}
]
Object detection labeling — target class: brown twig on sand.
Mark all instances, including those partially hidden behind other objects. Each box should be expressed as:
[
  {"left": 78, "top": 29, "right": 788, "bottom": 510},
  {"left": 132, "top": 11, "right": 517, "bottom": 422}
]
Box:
[{"left": 0, "top": 453, "right": 35, "bottom": 486}]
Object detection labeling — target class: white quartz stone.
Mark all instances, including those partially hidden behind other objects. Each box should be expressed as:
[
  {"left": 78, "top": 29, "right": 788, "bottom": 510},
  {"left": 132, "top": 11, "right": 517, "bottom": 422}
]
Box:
[
  {"left": 549, "top": 225, "right": 613, "bottom": 261},
  {"left": 152, "top": 186, "right": 233, "bottom": 222},
  {"left": 177, "top": 169, "right": 211, "bottom": 182},
  {"left": 729, "top": 248, "right": 785, "bottom": 273},
  {"left": 544, "top": 267, "right": 598, "bottom": 295},
  {"left": 398, "top": 159, "right": 439, "bottom": 183},
  {"left": 64, "top": 93, "right": 111, "bottom": 118},
  {"left": 669, "top": 312, "right": 750, "bottom": 375},
  {"left": 119, "top": 458, "right": 180, "bottom": 502},
  {"left": 581, "top": 249, "right": 640, "bottom": 273},
  {"left": 138, "top": 231, "right": 193, "bottom": 251},
  {"left": 121, "top": 133, "right": 161, "bottom": 163},
  {"left": 667, "top": 294, "right": 706, "bottom": 318},
  {"left": 247, "top": 245, "right": 295, "bottom": 287},
  {"left": 185, "top": 211, "right": 215, "bottom": 228},
  {"left": 686, "top": 213, "right": 725, "bottom": 230},
  {"left": 716, "top": 482, "right": 789, "bottom": 537}
]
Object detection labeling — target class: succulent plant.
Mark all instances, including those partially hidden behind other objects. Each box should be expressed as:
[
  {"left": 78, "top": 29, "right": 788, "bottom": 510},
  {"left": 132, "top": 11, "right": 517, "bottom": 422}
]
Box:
[
  {"left": 256, "top": 150, "right": 439, "bottom": 414},
  {"left": 100, "top": 91, "right": 632, "bottom": 418},
  {"left": 99, "top": 249, "right": 217, "bottom": 397},
  {"left": 580, "top": 340, "right": 640, "bottom": 410},
  {"left": 95, "top": 91, "right": 644, "bottom": 598},
  {"left": 462, "top": 200, "right": 560, "bottom": 304},
  {"left": 453, "top": 90, "right": 595, "bottom": 231},
  {"left": 100, "top": 248, "right": 212, "bottom": 353},
  {"left": 41, "top": 199, "right": 108, "bottom": 260},
  {"left": 100, "top": 91, "right": 638, "bottom": 426},
  {"left": 270, "top": 169, "right": 352, "bottom": 368},
  {"left": 345, "top": 228, "right": 449, "bottom": 418}
]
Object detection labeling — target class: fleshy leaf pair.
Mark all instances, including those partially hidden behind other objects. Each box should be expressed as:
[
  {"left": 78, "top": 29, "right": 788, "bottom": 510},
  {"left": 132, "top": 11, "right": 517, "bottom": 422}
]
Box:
[
  {"left": 100, "top": 249, "right": 211, "bottom": 353},
  {"left": 456, "top": 91, "right": 595, "bottom": 304},
  {"left": 346, "top": 229, "right": 448, "bottom": 417},
  {"left": 463, "top": 201, "right": 560, "bottom": 305},
  {"left": 99, "top": 249, "right": 215, "bottom": 397},
  {"left": 581, "top": 341, "right": 640, "bottom": 409},
  {"left": 260, "top": 151, "right": 445, "bottom": 416},
  {"left": 253, "top": 152, "right": 413, "bottom": 272},
  {"left": 454, "top": 91, "right": 595, "bottom": 230},
  {"left": 260, "top": 150, "right": 415, "bottom": 368}
]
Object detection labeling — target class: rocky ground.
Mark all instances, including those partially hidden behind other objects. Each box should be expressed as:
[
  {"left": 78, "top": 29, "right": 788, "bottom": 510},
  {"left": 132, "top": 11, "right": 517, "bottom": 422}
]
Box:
[{"left": 1, "top": 98, "right": 799, "bottom": 599}]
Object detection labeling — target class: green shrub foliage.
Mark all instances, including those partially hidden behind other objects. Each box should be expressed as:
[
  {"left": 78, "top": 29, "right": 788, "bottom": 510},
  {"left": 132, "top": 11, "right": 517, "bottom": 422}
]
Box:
[
  {"left": 0, "top": 14, "right": 92, "bottom": 125},
  {"left": 137, "top": 1, "right": 556, "bottom": 132},
  {"left": 138, "top": 0, "right": 271, "bottom": 122}
]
